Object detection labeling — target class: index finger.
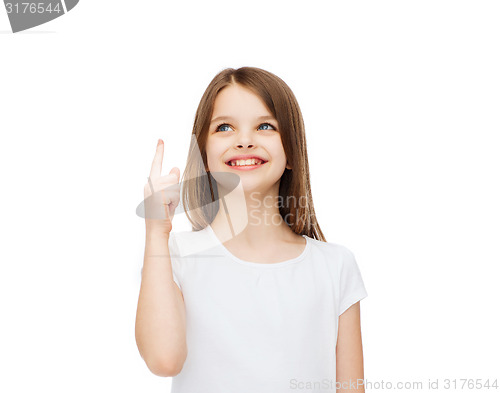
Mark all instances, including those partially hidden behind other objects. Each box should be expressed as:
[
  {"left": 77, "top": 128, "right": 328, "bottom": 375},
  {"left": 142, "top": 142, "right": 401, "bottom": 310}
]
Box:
[{"left": 149, "top": 139, "right": 164, "bottom": 179}]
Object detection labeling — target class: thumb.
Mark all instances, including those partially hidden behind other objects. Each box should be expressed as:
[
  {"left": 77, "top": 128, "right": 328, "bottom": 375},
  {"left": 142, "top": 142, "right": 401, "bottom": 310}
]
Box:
[{"left": 169, "top": 167, "right": 181, "bottom": 182}]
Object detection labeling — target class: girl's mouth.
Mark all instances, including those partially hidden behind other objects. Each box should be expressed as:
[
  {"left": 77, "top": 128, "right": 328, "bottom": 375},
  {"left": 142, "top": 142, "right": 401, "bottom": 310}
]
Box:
[{"left": 225, "top": 158, "right": 267, "bottom": 171}]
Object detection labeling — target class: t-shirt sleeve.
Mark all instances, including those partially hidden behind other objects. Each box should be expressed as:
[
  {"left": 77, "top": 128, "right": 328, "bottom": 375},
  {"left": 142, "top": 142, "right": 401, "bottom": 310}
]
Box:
[
  {"left": 140, "top": 233, "right": 183, "bottom": 291},
  {"left": 338, "top": 246, "right": 368, "bottom": 316}
]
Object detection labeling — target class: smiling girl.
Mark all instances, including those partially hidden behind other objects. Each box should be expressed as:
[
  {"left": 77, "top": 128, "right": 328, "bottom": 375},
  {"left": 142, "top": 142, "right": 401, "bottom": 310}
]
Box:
[{"left": 135, "top": 67, "right": 368, "bottom": 393}]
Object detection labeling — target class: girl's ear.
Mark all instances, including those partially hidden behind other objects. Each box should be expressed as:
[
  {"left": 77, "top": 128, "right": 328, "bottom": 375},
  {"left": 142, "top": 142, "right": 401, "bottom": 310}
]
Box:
[{"left": 286, "top": 161, "right": 292, "bottom": 170}]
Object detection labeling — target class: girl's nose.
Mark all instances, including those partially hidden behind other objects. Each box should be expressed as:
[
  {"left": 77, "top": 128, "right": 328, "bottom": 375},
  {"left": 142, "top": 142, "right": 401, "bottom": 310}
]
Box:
[
  {"left": 234, "top": 126, "right": 257, "bottom": 149},
  {"left": 236, "top": 134, "right": 254, "bottom": 149},
  {"left": 236, "top": 143, "right": 254, "bottom": 148}
]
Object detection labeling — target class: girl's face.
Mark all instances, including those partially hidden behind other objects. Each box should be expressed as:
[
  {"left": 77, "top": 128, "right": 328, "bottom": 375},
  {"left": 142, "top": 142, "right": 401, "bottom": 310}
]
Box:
[{"left": 205, "top": 84, "right": 291, "bottom": 193}]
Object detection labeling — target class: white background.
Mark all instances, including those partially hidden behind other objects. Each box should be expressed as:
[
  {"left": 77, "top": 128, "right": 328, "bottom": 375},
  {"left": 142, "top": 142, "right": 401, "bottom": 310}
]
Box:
[{"left": 1, "top": 0, "right": 499, "bottom": 392}]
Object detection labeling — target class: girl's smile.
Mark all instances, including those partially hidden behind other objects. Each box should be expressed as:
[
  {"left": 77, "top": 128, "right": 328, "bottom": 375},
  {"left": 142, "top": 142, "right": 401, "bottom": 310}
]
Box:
[
  {"left": 225, "top": 154, "right": 269, "bottom": 170},
  {"left": 226, "top": 161, "right": 266, "bottom": 171}
]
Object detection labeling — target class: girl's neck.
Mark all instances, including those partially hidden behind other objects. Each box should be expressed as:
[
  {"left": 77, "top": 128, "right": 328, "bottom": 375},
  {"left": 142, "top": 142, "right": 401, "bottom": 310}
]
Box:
[{"left": 209, "top": 182, "right": 296, "bottom": 246}]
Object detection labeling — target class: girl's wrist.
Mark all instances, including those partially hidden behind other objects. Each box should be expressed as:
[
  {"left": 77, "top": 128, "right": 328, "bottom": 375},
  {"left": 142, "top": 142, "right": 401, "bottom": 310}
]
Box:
[{"left": 145, "top": 226, "right": 171, "bottom": 240}]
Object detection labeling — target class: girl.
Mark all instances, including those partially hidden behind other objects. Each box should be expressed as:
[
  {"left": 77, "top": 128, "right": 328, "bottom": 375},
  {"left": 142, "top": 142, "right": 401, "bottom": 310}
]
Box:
[{"left": 135, "top": 67, "right": 368, "bottom": 393}]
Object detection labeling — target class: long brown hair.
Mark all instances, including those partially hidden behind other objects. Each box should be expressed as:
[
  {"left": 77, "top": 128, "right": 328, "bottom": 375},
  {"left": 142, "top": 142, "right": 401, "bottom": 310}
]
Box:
[{"left": 180, "top": 66, "right": 326, "bottom": 241}]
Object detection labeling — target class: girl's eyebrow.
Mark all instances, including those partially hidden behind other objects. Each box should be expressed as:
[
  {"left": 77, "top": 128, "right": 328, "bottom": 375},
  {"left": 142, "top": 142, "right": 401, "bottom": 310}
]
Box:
[{"left": 210, "top": 115, "right": 276, "bottom": 124}]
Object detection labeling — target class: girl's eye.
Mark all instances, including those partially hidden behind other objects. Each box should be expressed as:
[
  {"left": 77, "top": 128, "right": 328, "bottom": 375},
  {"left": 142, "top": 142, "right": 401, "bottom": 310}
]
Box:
[
  {"left": 258, "top": 123, "right": 276, "bottom": 131},
  {"left": 215, "top": 122, "right": 276, "bottom": 132},
  {"left": 215, "top": 123, "right": 232, "bottom": 132}
]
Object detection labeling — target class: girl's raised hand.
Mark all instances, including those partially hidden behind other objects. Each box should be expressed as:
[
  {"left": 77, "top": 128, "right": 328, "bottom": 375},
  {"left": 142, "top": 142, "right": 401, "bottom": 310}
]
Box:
[{"left": 143, "top": 139, "right": 181, "bottom": 236}]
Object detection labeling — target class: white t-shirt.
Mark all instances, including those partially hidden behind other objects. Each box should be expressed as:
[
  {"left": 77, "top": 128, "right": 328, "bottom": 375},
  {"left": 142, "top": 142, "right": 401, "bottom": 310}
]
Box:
[{"left": 150, "top": 225, "right": 368, "bottom": 393}]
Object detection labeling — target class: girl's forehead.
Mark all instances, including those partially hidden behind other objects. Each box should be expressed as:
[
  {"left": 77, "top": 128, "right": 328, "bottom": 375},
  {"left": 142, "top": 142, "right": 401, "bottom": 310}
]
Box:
[{"left": 212, "top": 85, "right": 273, "bottom": 119}]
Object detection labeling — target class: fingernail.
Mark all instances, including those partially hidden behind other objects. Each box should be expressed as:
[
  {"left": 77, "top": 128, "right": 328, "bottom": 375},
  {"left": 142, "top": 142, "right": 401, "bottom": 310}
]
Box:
[{"left": 157, "top": 139, "right": 162, "bottom": 146}]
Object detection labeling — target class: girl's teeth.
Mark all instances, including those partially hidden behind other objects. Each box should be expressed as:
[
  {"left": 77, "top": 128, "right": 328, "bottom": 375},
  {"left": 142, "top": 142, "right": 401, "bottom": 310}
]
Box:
[{"left": 230, "top": 159, "right": 263, "bottom": 166}]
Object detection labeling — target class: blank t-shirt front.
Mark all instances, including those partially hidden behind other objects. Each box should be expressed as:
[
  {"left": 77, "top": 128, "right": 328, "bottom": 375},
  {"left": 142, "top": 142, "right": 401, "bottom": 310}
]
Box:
[{"left": 151, "top": 225, "right": 368, "bottom": 392}]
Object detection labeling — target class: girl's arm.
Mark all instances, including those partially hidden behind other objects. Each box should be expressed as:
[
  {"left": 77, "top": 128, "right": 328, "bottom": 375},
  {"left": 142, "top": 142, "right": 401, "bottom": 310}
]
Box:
[
  {"left": 336, "top": 301, "right": 365, "bottom": 393},
  {"left": 135, "top": 230, "right": 187, "bottom": 377}
]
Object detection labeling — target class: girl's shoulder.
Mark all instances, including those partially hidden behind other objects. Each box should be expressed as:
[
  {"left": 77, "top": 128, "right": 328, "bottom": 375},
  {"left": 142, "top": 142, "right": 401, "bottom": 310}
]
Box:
[
  {"left": 306, "top": 236, "right": 359, "bottom": 269},
  {"left": 306, "top": 235, "right": 353, "bottom": 256},
  {"left": 168, "top": 226, "right": 218, "bottom": 258}
]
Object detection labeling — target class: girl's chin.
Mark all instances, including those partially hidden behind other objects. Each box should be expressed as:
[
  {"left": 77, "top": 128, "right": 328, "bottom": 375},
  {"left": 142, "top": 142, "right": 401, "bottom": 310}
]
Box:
[{"left": 239, "top": 178, "right": 279, "bottom": 191}]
